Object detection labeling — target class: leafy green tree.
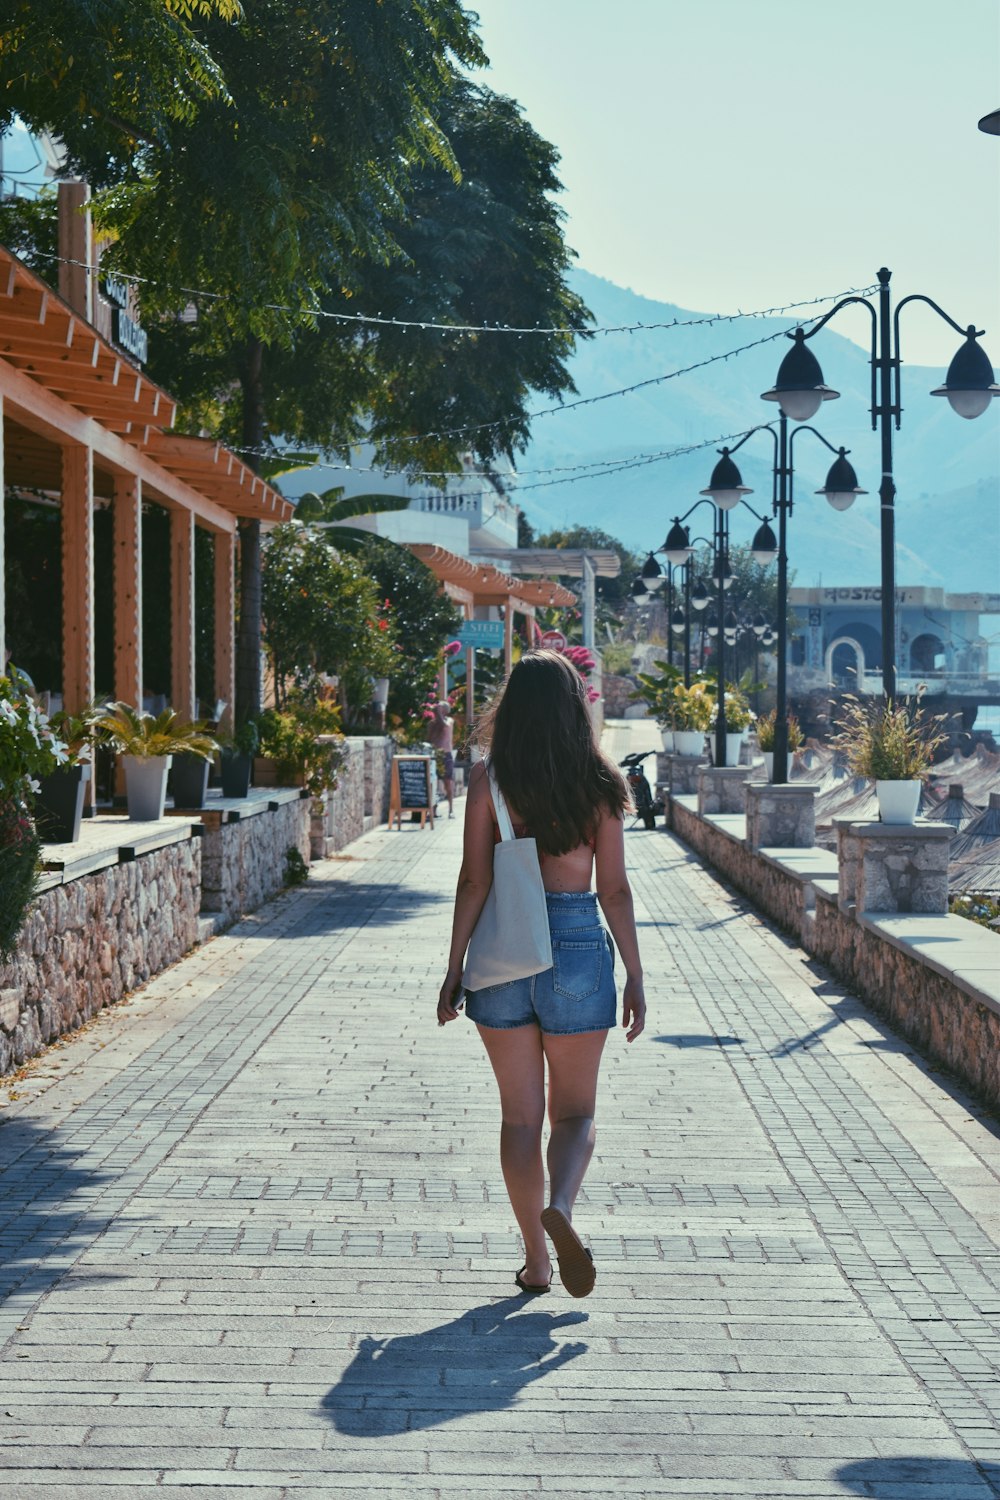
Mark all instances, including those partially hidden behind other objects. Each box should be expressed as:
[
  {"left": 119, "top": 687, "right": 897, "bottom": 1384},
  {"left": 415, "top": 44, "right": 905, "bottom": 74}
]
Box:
[
  {"left": 0, "top": 1, "right": 241, "bottom": 176},
  {"left": 534, "top": 526, "right": 642, "bottom": 609},
  {"left": 260, "top": 526, "right": 396, "bottom": 716},
  {"left": 352, "top": 537, "right": 461, "bottom": 727}
]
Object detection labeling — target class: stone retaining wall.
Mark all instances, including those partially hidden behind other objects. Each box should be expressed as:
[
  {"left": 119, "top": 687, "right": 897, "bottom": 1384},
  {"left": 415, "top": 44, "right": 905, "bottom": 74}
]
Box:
[
  {"left": 668, "top": 790, "right": 1000, "bottom": 1111},
  {"left": 311, "top": 737, "right": 395, "bottom": 857},
  {"left": 670, "top": 798, "right": 810, "bottom": 940},
  {"left": 0, "top": 838, "right": 201, "bottom": 1073},
  {"left": 812, "top": 890, "right": 1000, "bottom": 1106},
  {"left": 201, "top": 796, "right": 311, "bottom": 926}
]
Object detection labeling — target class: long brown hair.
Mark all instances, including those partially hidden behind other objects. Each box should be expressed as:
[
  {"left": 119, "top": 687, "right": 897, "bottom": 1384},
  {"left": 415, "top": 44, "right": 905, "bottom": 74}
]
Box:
[{"left": 474, "top": 650, "right": 629, "bottom": 856}]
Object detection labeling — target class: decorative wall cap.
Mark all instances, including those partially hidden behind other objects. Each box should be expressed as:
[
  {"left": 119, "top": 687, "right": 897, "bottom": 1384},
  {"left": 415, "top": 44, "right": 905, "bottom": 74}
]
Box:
[{"left": 848, "top": 820, "right": 955, "bottom": 841}]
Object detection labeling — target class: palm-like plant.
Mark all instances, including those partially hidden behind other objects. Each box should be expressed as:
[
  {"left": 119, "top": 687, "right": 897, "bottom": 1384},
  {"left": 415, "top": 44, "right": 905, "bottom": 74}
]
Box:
[{"left": 94, "top": 704, "right": 219, "bottom": 760}]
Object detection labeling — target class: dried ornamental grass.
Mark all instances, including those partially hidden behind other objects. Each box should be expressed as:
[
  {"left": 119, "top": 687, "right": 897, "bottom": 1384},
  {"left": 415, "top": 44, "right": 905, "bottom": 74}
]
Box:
[{"left": 832, "top": 695, "right": 947, "bottom": 781}]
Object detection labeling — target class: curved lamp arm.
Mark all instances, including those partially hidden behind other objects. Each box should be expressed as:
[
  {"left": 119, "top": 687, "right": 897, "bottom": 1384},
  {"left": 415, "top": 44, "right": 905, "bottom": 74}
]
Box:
[{"left": 800, "top": 295, "right": 879, "bottom": 429}]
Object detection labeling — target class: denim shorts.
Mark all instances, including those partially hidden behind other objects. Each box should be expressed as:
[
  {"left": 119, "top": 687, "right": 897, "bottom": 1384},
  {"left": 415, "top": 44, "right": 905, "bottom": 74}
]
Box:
[{"left": 464, "top": 892, "right": 617, "bottom": 1036}]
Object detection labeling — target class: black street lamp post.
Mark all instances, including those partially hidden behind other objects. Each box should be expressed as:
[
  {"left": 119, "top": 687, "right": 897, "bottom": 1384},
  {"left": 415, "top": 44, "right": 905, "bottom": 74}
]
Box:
[
  {"left": 762, "top": 269, "right": 998, "bottom": 704},
  {"left": 707, "top": 418, "right": 865, "bottom": 782}
]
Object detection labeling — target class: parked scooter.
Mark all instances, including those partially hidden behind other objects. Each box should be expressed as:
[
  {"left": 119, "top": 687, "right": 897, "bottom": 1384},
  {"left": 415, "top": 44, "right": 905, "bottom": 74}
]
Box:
[{"left": 620, "top": 751, "right": 663, "bottom": 830}]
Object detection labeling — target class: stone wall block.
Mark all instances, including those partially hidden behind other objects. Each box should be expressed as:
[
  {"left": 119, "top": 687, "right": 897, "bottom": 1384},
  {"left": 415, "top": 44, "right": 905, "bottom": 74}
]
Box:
[
  {"left": 697, "top": 766, "right": 751, "bottom": 817},
  {"left": 746, "top": 784, "right": 817, "bottom": 851},
  {"left": 851, "top": 821, "right": 953, "bottom": 915}
]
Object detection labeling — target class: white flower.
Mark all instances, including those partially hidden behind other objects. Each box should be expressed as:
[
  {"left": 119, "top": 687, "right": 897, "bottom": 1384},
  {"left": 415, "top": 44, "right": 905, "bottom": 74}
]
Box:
[
  {"left": 0, "top": 699, "right": 18, "bottom": 728},
  {"left": 27, "top": 777, "right": 40, "bottom": 794}
]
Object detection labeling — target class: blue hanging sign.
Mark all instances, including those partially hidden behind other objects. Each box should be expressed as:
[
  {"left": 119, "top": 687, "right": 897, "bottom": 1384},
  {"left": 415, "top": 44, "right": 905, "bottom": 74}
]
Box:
[{"left": 456, "top": 620, "right": 505, "bottom": 650}]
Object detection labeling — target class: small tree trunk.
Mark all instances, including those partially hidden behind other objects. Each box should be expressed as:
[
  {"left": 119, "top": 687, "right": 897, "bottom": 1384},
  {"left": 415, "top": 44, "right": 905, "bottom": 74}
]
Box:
[{"left": 235, "top": 338, "right": 265, "bottom": 726}]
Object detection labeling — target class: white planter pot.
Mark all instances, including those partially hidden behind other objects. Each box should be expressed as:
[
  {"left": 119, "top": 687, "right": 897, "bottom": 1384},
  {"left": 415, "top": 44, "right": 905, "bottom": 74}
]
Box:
[
  {"left": 762, "top": 751, "right": 774, "bottom": 781},
  {"left": 876, "top": 779, "right": 921, "bottom": 825},
  {"left": 674, "top": 730, "right": 705, "bottom": 758},
  {"left": 660, "top": 729, "right": 675, "bottom": 752},
  {"left": 122, "top": 755, "right": 172, "bottom": 821},
  {"left": 725, "top": 732, "right": 745, "bottom": 767}
]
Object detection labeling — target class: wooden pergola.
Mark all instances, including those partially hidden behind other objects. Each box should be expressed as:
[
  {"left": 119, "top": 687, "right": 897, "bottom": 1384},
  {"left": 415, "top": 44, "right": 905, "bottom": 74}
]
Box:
[
  {"left": 405, "top": 542, "right": 577, "bottom": 726},
  {"left": 0, "top": 243, "right": 293, "bottom": 729}
]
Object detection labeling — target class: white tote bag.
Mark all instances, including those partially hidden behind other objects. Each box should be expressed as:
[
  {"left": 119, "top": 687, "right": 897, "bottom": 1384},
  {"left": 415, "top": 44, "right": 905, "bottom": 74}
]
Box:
[{"left": 462, "top": 765, "right": 553, "bottom": 992}]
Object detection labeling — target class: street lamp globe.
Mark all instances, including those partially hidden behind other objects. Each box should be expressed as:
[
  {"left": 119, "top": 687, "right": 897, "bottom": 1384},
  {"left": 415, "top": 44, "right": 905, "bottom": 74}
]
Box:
[
  {"left": 751, "top": 519, "right": 778, "bottom": 564},
  {"left": 670, "top": 607, "right": 685, "bottom": 635},
  {"left": 930, "top": 329, "right": 1000, "bottom": 419},
  {"left": 700, "top": 450, "right": 752, "bottom": 511},
  {"left": 713, "top": 556, "right": 735, "bottom": 591},
  {"left": 629, "top": 576, "right": 649, "bottom": 602},
  {"left": 662, "top": 520, "right": 693, "bottom": 565},
  {"left": 641, "top": 551, "right": 665, "bottom": 590},
  {"left": 752, "top": 613, "right": 767, "bottom": 637},
  {"left": 691, "top": 580, "right": 710, "bottom": 611},
  {"left": 818, "top": 449, "right": 867, "bottom": 511},
  {"left": 761, "top": 328, "right": 840, "bottom": 421},
  {"left": 706, "top": 614, "right": 720, "bottom": 638}
]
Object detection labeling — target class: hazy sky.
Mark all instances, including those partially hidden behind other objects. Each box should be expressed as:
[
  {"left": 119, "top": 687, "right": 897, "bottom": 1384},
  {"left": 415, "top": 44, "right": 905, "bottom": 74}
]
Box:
[{"left": 469, "top": 0, "right": 1000, "bottom": 366}]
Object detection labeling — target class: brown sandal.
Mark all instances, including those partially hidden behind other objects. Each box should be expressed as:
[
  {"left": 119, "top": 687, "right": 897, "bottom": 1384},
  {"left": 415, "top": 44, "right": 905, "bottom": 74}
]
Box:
[
  {"left": 541, "top": 1207, "right": 596, "bottom": 1298},
  {"left": 514, "top": 1265, "right": 553, "bottom": 1295}
]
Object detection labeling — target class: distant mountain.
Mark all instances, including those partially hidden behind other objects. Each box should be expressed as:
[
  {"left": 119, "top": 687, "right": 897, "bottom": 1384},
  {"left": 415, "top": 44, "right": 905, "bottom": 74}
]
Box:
[{"left": 516, "top": 269, "right": 1000, "bottom": 594}]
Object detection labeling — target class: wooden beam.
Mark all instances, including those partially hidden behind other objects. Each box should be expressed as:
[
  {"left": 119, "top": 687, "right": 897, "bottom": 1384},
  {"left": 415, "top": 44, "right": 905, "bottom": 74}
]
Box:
[
  {"left": 61, "top": 443, "right": 95, "bottom": 713},
  {"left": 113, "top": 472, "right": 142, "bottom": 708},
  {"left": 170, "top": 506, "right": 196, "bottom": 720},
  {"left": 0, "top": 360, "right": 236, "bottom": 534}
]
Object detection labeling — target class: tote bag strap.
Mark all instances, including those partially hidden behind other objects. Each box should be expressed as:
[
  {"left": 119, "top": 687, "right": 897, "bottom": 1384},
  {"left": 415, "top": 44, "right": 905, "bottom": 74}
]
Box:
[{"left": 486, "top": 761, "right": 517, "bottom": 843}]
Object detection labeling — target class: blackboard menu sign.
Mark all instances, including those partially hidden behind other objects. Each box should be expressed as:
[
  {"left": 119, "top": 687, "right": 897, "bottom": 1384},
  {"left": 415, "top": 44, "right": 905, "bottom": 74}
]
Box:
[{"left": 389, "top": 755, "right": 435, "bottom": 830}]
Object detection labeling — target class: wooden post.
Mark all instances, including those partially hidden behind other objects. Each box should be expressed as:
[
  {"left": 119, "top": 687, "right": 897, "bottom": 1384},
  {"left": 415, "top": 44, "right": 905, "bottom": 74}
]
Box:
[
  {"left": 213, "top": 529, "right": 235, "bottom": 733},
  {"left": 170, "top": 507, "right": 196, "bottom": 719},
  {"left": 61, "top": 443, "right": 95, "bottom": 713},
  {"left": 504, "top": 597, "right": 515, "bottom": 676},
  {"left": 0, "top": 393, "right": 5, "bottom": 673},
  {"left": 57, "top": 181, "right": 92, "bottom": 322},
  {"left": 112, "top": 472, "right": 142, "bottom": 707}
]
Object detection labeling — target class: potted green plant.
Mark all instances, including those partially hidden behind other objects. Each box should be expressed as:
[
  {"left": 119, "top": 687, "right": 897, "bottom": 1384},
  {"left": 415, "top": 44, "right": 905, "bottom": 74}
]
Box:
[
  {"left": 723, "top": 687, "right": 753, "bottom": 767},
  {"left": 629, "top": 660, "right": 681, "bottom": 749},
  {"left": 256, "top": 698, "right": 345, "bottom": 795},
  {"left": 220, "top": 719, "right": 259, "bottom": 799},
  {"left": 672, "top": 681, "right": 715, "bottom": 756},
  {"left": 755, "top": 708, "right": 804, "bottom": 781},
  {"left": 95, "top": 704, "right": 218, "bottom": 820},
  {"left": 832, "top": 694, "right": 947, "bottom": 824},
  {"left": 37, "top": 699, "right": 106, "bottom": 842}
]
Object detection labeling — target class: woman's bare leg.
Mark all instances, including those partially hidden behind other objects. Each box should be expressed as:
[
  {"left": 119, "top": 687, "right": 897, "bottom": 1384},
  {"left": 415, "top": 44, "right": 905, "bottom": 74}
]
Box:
[
  {"left": 476, "top": 1023, "right": 550, "bottom": 1284},
  {"left": 542, "top": 1030, "right": 608, "bottom": 1220}
]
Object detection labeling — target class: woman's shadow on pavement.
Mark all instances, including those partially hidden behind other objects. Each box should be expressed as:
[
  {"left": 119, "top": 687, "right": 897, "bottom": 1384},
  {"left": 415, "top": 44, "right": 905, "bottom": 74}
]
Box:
[
  {"left": 836, "top": 1456, "right": 999, "bottom": 1496},
  {"left": 322, "top": 1295, "right": 588, "bottom": 1436}
]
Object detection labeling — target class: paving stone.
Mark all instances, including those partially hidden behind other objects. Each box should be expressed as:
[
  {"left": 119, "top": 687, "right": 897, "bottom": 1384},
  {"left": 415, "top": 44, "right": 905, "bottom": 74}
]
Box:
[{"left": 1, "top": 726, "right": 999, "bottom": 1495}]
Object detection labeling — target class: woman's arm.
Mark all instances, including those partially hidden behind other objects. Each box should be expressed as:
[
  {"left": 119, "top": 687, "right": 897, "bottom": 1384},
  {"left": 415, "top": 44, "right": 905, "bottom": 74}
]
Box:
[
  {"left": 437, "top": 759, "right": 495, "bottom": 1024},
  {"left": 594, "top": 808, "right": 646, "bottom": 1042}
]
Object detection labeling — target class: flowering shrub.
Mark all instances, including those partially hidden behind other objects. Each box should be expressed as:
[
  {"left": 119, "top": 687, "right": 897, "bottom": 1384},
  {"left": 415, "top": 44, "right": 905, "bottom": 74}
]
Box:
[
  {"left": 552, "top": 643, "right": 600, "bottom": 703},
  {"left": 0, "top": 668, "right": 68, "bottom": 795},
  {"left": 0, "top": 668, "right": 66, "bottom": 959},
  {"left": 672, "top": 681, "right": 715, "bottom": 731},
  {"left": 949, "top": 892, "right": 1000, "bottom": 930},
  {"left": 723, "top": 688, "right": 754, "bottom": 733},
  {"left": 257, "top": 695, "right": 345, "bottom": 795}
]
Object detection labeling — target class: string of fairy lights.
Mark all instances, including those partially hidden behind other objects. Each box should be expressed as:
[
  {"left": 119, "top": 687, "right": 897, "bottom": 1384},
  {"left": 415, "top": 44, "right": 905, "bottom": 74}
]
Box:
[
  {"left": 20, "top": 253, "right": 876, "bottom": 502},
  {"left": 31, "top": 253, "right": 875, "bottom": 337}
]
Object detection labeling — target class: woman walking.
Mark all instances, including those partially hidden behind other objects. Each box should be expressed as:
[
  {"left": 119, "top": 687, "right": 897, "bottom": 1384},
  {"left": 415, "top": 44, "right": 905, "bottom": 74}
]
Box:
[{"left": 437, "top": 651, "right": 645, "bottom": 1298}]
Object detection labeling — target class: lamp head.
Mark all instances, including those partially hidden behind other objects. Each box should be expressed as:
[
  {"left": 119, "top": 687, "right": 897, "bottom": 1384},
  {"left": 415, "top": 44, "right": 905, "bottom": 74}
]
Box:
[
  {"left": 713, "top": 556, "right": 734, "bottom": 591},
  {"left": 641, "top": 551, "right": 665, "bottom": 589},
  {"left": 662, "top": 519, "right": 693, "bottom": 565},
  {"left": 629, "top": 576, "right": 649, "bottom": 601},
  {"left": 691, "top": 580, "right": 710, "bottom": 611},
  {"left": 752, "top": 612, "right": 767, "bottom": 637},
  {"left": 751, "top": 519, "right": 778, "bottom": 564},
  {"left": 670, "top": 607, "right": 685, "bottom": 635},
  {"left": 761, "top": 326, "right": 840, "bottom": 420},
  {"left": 819, "top": 449, "right": 867, "bottom": 511},
  {"left": 930, "top": 328, "right": 1000, "bottom": 418},
  {"left": 699, "top": 449, "right": 752, "bottom": 511}
]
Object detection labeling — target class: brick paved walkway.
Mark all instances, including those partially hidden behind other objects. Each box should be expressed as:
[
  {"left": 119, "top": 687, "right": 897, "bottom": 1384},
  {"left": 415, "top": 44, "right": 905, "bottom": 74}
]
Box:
[{"left": 2, "top": 745, "right": 1000, "bottom": 1497}]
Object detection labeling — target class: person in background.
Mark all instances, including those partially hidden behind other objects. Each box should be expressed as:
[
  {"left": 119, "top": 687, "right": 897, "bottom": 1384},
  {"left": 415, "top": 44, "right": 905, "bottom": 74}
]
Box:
[{"left": 428, "top": 700, "right": 456, "bottom": 818}]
